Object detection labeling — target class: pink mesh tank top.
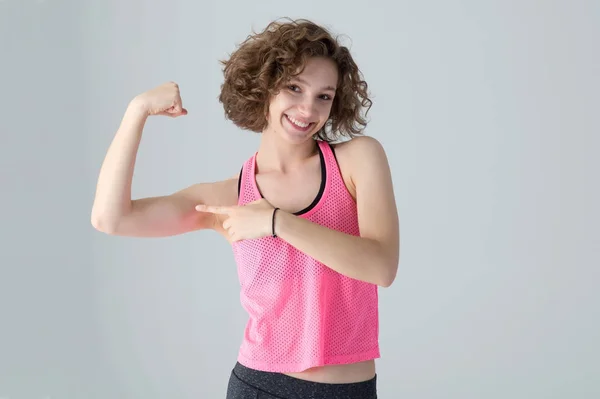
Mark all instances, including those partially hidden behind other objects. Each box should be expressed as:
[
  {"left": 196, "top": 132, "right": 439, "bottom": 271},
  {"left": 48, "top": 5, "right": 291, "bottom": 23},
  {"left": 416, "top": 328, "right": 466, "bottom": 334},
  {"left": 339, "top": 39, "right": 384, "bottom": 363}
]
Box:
[{"left": 231, "top": 139, "right": 380, "bottom": 373}]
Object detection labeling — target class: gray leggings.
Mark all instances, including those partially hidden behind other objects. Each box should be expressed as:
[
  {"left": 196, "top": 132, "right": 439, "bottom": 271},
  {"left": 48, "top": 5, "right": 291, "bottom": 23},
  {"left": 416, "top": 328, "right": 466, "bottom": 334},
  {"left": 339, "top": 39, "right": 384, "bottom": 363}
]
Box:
[{"left": 226, "top": 362, "right": 378, "bottom": 399}]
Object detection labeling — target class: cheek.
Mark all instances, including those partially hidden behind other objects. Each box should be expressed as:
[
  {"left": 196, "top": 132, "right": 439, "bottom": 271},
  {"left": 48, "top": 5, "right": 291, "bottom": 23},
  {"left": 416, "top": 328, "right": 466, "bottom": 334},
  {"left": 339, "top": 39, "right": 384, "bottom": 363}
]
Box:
[
  {"left": 278, "top": 93, "right": 298, "bottom": 109},
  {"left": 320, "top": 103, "right": 334, "bottom": 119},
  {"left": 266, "top": 98, "right": 282, "bottom": 120},
  {"left": 266, "top": 104, "right": 286, "bottom": 127},
  {"left": 269, "top": 95, "right": 290, "bottom": 113}
]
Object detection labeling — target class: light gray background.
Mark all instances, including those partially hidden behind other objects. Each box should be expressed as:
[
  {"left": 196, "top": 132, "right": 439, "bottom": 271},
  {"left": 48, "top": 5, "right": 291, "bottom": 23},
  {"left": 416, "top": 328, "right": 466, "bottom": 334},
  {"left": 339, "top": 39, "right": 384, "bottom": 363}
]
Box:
[{"left": 1, "top": 0, "right": 598, "bottom": 398}]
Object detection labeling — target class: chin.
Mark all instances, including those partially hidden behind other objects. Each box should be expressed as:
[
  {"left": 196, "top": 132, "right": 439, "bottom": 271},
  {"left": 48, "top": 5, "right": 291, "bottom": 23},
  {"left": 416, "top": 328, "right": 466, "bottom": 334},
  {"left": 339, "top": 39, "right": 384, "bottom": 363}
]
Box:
[{"left": 281, "top": 128, "right": 314, "bottom": 143}]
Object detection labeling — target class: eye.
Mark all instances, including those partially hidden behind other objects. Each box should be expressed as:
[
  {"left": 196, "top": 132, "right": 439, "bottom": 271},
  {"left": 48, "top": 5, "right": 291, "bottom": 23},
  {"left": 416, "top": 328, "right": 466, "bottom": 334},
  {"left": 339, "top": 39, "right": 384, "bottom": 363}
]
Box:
[
  {"left": 319, "top": 94, "right": 332, "bottom": 101},
  {"left": 288, "top": 85, "right": 300, "bottom": 92}
]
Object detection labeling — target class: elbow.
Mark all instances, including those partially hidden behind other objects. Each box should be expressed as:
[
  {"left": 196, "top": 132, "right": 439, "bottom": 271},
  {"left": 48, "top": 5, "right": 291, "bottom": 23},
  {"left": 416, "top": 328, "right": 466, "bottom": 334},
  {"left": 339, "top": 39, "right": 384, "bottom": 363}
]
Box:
[
  {"left": 379, "top": 268, "right": 397, "bottom": 288},
  {"left": 369, "top": 240, "right": 399, "bottom": 287},
  {"left": 90, "top": 210, "right": 118, "bottom": 235},
  {"left": 378, "top": 255, "right": 399, "bottom": 288}
]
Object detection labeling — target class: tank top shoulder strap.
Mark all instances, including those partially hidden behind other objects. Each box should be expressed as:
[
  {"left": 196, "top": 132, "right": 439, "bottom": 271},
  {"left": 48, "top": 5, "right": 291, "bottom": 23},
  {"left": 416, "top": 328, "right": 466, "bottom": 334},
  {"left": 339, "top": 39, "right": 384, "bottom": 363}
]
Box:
[
  {"left": 317, "top": 139, "right": 344, "bottom": 188},
  {"left": 237, "top": 152, "right": 258, "bottom": 205}
]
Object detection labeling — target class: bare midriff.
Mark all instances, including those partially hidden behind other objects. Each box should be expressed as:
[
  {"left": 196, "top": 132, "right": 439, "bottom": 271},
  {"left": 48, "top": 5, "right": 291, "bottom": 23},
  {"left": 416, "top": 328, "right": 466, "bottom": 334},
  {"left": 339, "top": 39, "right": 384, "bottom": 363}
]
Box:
[{"left": 283, "top": 359, "right": 376, "bottom": 384}]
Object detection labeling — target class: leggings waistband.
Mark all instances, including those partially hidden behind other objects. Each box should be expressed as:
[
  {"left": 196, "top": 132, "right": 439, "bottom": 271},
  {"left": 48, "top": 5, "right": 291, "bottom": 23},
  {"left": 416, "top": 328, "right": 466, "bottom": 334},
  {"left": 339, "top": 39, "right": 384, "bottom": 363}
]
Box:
[{"left": 230, "top": 361, "right": 377, "bottom": 399}]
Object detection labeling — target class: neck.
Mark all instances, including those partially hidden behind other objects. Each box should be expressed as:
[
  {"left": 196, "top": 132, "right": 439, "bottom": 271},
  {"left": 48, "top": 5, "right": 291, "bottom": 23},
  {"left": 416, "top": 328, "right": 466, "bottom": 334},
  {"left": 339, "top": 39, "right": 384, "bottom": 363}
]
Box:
[{"left": 256, "top": 129, "right": 318, "bottom": 173}]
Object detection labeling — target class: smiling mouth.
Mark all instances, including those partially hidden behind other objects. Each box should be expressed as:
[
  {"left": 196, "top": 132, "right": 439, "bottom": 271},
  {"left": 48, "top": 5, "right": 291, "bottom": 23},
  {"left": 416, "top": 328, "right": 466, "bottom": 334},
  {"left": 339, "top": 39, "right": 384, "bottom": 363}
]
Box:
[{"left": 285, "top": 114, "right": 314, "bottom": 131}]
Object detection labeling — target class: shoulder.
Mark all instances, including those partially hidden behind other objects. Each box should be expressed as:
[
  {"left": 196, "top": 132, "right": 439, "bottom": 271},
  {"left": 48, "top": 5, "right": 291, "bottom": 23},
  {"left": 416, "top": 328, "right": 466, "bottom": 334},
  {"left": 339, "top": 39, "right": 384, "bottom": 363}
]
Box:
[
  {"left": 330, "top": 136, "right": 391, "bottom": 197},
  {"left": 331, "top": 135, "right": 387, "bottom": 161},
  {"left": 331, "top": 136, "right": 390, "bottom": 176}
]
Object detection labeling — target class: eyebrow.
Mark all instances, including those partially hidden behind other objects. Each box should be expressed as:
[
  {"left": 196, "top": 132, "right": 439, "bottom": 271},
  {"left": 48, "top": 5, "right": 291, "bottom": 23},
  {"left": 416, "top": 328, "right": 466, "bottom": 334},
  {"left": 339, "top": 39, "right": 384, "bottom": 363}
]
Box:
[{"left": 293, "top": 77, "right": 337, "bottom": 93}]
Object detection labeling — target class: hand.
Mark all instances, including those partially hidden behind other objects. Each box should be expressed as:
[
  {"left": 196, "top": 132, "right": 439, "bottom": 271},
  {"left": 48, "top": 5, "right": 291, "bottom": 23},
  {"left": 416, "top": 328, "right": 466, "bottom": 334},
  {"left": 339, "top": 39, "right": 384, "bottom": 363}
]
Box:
[
  {"left": 133, "top": 81, "right": 188, "bottom": 118},
  {"left": 195, "top": 199, "right": 275, "bottom": 242}
]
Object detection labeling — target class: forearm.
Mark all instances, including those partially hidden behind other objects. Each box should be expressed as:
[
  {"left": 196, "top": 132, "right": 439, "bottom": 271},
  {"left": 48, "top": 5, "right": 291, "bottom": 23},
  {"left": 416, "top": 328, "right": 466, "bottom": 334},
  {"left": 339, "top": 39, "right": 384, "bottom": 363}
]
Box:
[
  {"left": 91, "top": 99, "right": 148, "bottom": 230},
  {"left": 275, "top": 211, "right": 397, "bottom": 287}
]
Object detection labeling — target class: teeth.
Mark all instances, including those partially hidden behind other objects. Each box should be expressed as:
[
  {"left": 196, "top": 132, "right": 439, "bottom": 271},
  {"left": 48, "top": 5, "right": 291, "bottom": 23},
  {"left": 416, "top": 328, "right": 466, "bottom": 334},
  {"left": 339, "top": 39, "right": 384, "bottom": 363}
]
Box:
[{"left": 288, "top": 115, "right": 310, "bottom": 128}]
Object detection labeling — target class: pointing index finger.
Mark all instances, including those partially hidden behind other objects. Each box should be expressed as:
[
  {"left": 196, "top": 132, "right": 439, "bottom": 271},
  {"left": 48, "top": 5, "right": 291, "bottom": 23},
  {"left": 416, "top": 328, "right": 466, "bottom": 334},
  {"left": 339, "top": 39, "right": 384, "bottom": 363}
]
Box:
[{"left": 195, "top": 204, "right": 231, "bottom": 214}]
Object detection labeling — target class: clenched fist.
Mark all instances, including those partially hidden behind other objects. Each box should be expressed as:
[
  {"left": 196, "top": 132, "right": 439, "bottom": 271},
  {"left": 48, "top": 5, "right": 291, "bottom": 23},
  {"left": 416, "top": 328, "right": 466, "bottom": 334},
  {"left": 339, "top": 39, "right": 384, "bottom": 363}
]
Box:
[{"left": 133, "top": 81, "right": 188, "bottom": 118}]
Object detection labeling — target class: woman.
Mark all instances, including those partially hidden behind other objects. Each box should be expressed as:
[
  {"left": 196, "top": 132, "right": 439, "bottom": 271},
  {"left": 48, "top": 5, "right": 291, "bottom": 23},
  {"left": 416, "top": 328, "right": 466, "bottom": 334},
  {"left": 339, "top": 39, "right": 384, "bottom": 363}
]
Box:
[{"left": 91, "top": 18, "right": 399, "bottom": 399}]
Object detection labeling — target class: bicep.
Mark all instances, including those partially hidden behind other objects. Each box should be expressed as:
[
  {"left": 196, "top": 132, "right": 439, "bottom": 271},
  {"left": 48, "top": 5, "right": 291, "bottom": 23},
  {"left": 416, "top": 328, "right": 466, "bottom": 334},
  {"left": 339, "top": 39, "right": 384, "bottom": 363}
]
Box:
[{"left": 116, "top": 178, "right": 237, "bottom": 237}]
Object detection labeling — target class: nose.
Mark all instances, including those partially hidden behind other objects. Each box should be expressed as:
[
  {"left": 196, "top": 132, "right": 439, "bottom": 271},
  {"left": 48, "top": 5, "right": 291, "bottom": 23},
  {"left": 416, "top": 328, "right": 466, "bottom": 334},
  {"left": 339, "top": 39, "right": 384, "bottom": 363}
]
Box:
[{"left": 297, "top": 98, "right": 318, "bottom": 119}]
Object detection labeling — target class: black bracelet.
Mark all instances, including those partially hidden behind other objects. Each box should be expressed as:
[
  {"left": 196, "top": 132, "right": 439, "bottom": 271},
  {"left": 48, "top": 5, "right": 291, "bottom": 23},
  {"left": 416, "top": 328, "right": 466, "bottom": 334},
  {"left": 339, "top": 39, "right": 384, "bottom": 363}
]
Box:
[{"left": 272, "top": 208, "right": 280, "bottom": 237}]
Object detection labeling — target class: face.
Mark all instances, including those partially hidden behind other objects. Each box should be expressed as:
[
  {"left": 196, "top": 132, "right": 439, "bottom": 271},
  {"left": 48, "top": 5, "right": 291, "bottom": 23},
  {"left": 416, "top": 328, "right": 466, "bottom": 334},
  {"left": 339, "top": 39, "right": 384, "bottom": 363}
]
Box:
[{"left": 265, "top": 56, "right": 338, "bottom": 143}]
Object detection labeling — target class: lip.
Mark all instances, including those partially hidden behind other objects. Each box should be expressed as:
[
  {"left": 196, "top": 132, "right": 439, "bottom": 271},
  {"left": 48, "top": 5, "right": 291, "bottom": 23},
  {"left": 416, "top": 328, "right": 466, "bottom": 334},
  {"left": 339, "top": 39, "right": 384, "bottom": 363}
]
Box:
[{"left": 284, "top": 114, "right": 314, "bottom": 132}]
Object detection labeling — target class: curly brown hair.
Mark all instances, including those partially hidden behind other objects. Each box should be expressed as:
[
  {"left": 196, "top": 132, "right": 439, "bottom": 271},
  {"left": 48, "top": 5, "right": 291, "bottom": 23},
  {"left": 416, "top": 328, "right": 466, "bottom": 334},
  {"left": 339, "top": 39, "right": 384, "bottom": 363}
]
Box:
[{"left": 218, "top": 18, "right": 372, "bottom": 142}]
